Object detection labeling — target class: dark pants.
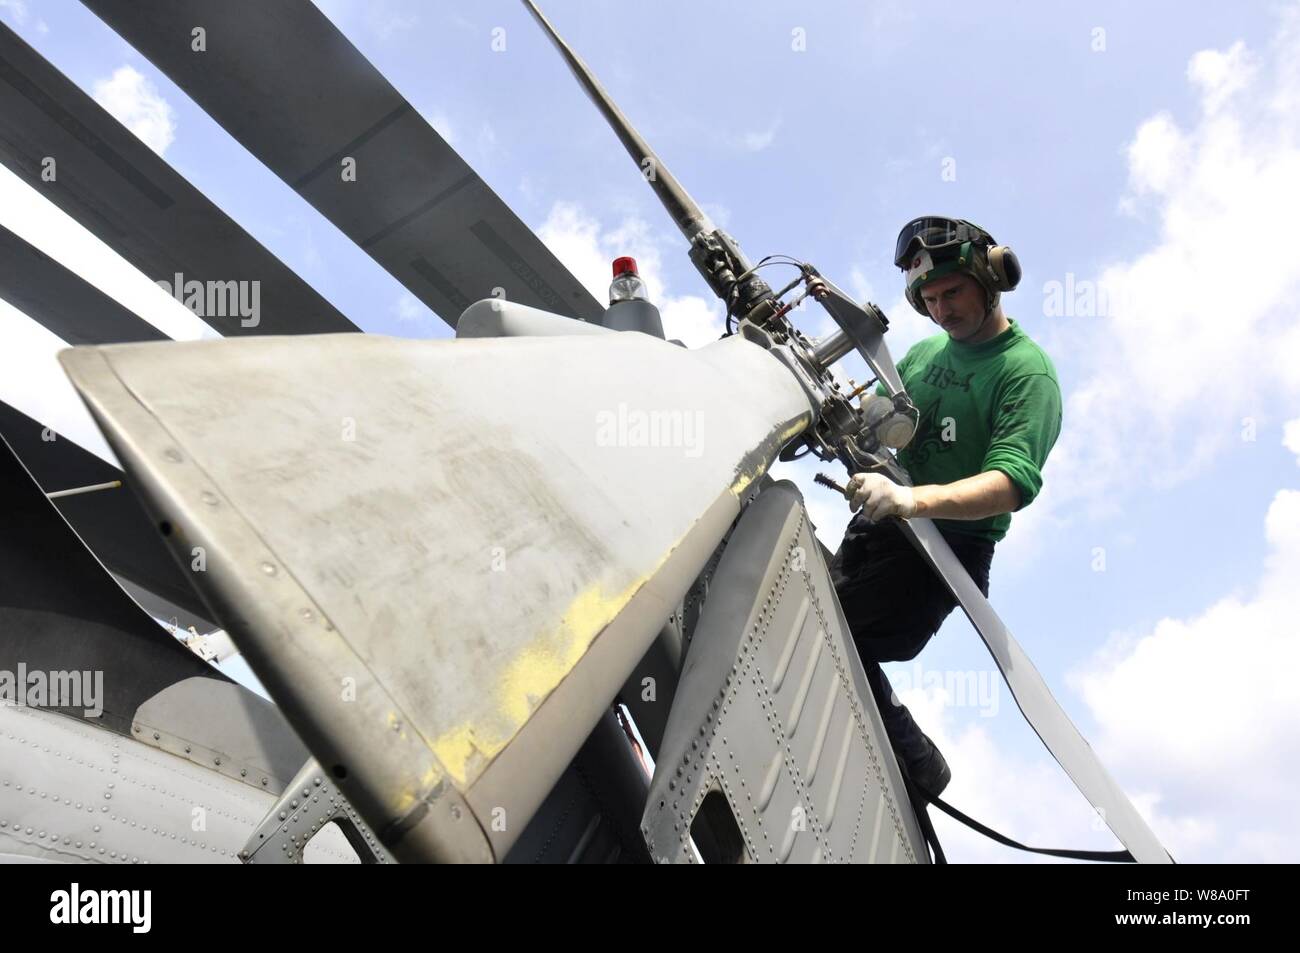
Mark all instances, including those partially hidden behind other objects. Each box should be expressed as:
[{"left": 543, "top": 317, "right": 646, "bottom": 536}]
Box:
[{"left": 829, "top": 515, "right": 995, "bottom": 766}]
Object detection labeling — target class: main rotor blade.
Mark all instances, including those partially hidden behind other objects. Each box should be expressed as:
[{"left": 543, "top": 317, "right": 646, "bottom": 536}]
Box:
[
  {"left": 60, "top": 327, "right": 813, "bottom": 860},
  {"left": 0, "top": 213, "right": 212, "bottom": 627},
  {"left": 0, "top": 398, "right": 214, "bottom": 630},
  {"left": 0, "top": 429, "right": 308, "bottom": 790},
  {"left": 81, "top": 0, "right": 606, "bottom": 328},
  {"left": 897, "top": 512, "right": 1174, "bottom": 863},
  {"left": 0, "top": 428, "right": 218, "bottom": 733},
  {"left": 0, "top": 431, "right": 301, "bottom": 780},
  {"left": 522, "top": 0, "right": 713, "bottom": 243},
  {"left": 0, "top": 223, "right": 165, "bottom": 344},
  {"left": 0, "top": 20, "right": 356, "bottom": 337}
]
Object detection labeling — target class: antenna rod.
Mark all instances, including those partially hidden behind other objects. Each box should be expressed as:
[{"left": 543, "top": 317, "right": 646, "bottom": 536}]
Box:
[
  {"left": 45, "top": 479, "right": 122, "bottom": 500},
  {"left": 522, "top": 0, "right": 714, "bottom": 242}
]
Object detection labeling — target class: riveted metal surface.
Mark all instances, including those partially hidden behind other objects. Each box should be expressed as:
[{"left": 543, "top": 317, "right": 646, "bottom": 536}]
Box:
[
  {"left": 641, "top": 481, "right": 927, "bottom": 864},
  {"left": 503, "top": 709, "right": 651, "bottom": 864},
  {"left": 131, "top": 677, "right": 308, "bottom": 795},
  {"left": 0, "top": 431, "right": 311, "bottom": 797},
  {"left": 242, "top": 758, "right": 389, "bottom": 864},
  {"left": 0, "top": 705, "right": 357, "bottom": 863},
  {"left": 60, "top": 328, "right": 814, "bottom": 861}
]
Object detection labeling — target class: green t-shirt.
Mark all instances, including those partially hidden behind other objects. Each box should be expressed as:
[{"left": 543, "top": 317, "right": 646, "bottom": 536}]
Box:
[{"left": 874, "top": 317, "right": 1062, "bottom": 543}]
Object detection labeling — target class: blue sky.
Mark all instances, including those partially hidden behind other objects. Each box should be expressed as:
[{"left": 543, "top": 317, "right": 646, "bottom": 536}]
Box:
[{"left": 2, "top": 0, "right": 1297, "bottom": 862}]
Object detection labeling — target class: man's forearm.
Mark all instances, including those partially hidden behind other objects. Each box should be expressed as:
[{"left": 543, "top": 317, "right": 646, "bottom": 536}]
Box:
[{"left": 910, "top": 470, "right": 1020, "bottom": 521}]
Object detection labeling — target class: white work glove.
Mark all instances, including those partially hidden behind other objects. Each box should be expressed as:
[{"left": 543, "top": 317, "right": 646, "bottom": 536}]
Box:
[{"left": 846, "top": 472, "right": 916, "bottom": 522}]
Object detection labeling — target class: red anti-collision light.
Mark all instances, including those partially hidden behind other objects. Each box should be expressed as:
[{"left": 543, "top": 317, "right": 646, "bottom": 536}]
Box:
[{"left": 612, "top": 256, "right": 638, "bottom": 278}]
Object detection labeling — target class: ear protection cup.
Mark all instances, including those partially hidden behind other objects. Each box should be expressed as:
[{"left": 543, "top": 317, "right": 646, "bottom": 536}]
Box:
[
  {"left": 986, "top": 245, "right": 1021, "bottom": 291},
  {"left": 901, "top": 227, "right": 1021, "bottom": 316},
  {"left": 906, "top": 284, "right": 926, "bottom": 316}
]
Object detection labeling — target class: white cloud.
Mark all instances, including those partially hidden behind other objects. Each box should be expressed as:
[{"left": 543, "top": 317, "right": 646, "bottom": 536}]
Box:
[
  {"left": 420, "top": 107, "right": 456, "bottom": 148},
  {"left": 1188, "top": 40, "right": 1258, "bottom": 115},
  {"left": 700, "top": 202, "right": 732, "bottom": 230},
  {"left": 0, "top": 0, "right": 43, "bottom": 33},
  {"left": 739, "top": 120, "right": 781, "bottom": 153},
  {"left": 393, "top": 292, "right": 426, "bottom": 323},
  {"left": 534, "top": 202, "right": 933, "bottom": 359},
  {"left": 390, "top": 290, "right": 443, "bottom": 336},
  {"left": 1061, "top": 420, "right": 1300, "bottom": 862},
  {"left": 895, "top": 415, "right": 1300, "bottom": 865},
  {"left": 536, "top": 201, "right": 604, "bottom": 295},
  {"left": 0, "top": 165, "right": 213, "bottom": 461},
  {"left": 477, "top": 120, "right": 498, "bottom": 156},
  {"left": 895, "top": 683, "right": 1131, "bottom": 863},
  {"left": 1123, "top": 113, "right": 1189, "bottom": 197},
  {"left": 1284, "top": 418, "right": 1300, "bottom": 463},
  {"left": 883, "top": 295, "right": 937, "bottom": 359},
  {"left": 91, "top": 66, "right": 176, "bottom": 157},
  {"left": 0, "top": 0, "right": 26, "bottom": 25},
  {"left": 0, "top": 167, "right": 212, "bottom": 343},
  {"left": 1006, "top": 9, "right": 1300, "bottom": 565},
  {"left": 657, "top": 294, "right": 726, "bottom": 349},
  {"left": 366, "top": 3, "right": 418, "bottom": 40},
  {"left": 536, "top": 200, "right": 726, "bottom": 347},
  {"left": 0, "top": 300, "right": 118, "bottom": 465},
  {"left": 846, "top": 266, "right": 875, "bottom": 306},
  {"left": 893, "top": 28, "right": 1300, "bottom": 843},
  {"left": 868, "top": 16, "right": 1300, "bottom": 861}
]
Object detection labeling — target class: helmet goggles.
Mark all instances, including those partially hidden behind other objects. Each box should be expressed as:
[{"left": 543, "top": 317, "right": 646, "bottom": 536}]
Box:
[{"left": 894, "top": 216, "right": 992, "bottom": 269}]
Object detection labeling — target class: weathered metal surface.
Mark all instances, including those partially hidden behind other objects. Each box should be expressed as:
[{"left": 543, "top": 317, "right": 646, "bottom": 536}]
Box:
[
  {"left": 242, "top": 757, "right": 389, "bottom": 864},
  {"left": 60, "top": 327, "right": 814, "bottom": 860},
  {"left": 642, "top": 480, "right": 927, "bottom": 864},
  {"left": 0, "top": 705, "right": 358, "bottom": 864}
]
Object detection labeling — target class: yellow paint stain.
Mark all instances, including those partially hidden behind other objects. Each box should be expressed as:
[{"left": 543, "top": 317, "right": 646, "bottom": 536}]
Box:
[
  {"left": 387, "top": 712, "right": 446, "bottom": 816},
  {"left": 426, "top": 415, "right": 810, "bottom": 789},
  {"left": 430, "top": 568, "right": 655, "bottom": 787},
  {"left": 393, "top": 761, "right": 447, "bottom": 818},
  {"left": 430, "top": 724, "right": 480, "bottom": 788},
  {"left": 730, "top": 415, "right": 810, "bottom": 497}
]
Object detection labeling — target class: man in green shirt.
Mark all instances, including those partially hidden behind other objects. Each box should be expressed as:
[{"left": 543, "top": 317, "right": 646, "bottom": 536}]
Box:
[{"left": 830, "top": 216, "right": 1063, "bottom": 798}]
